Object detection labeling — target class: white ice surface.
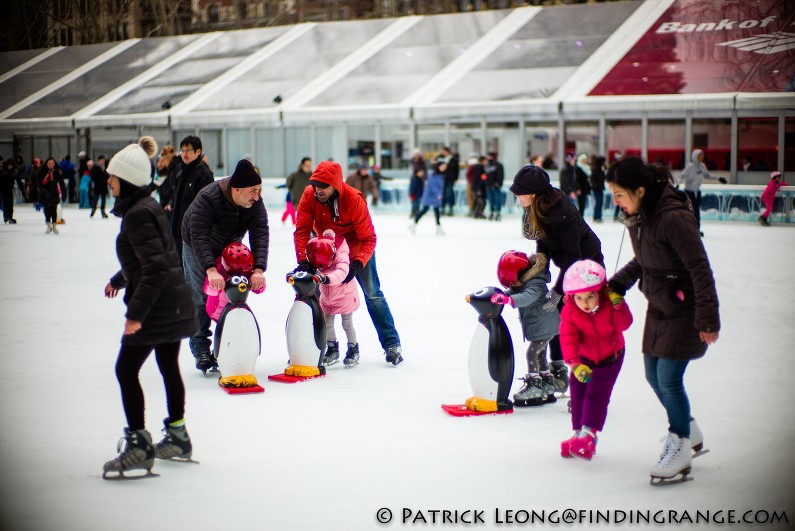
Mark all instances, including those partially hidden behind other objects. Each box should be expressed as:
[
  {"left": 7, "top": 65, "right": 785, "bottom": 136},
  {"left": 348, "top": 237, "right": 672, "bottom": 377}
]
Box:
[{"left": 1, "top": 203, "right": 794, "bottom": 531}]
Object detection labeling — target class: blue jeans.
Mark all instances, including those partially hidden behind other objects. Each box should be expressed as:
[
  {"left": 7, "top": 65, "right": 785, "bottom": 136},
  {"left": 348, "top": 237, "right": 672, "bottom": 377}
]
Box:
[
  {"left": 182, "top": 243, "right": 212, "bottom": 357},
  {"left": 644, "top": 355, "right": 691, "bottom": 438},
  {"left": 592, "top": 190, "right": 604, "bottom": 221},
  {"left": 487, "top": 188, "right": 502, "bottom": 214},
  {"left": 355, "top": 252, "right": 400, "bottom": 350}
]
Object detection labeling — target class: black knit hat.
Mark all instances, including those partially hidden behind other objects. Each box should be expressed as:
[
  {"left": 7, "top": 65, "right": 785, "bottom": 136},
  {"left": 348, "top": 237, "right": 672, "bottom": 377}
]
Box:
[
  {"left": 229, "top": 159, "right": 261, "bottom": 188},
  {"left": 510, "top": 165, "right": 551, "bottom": 196}
]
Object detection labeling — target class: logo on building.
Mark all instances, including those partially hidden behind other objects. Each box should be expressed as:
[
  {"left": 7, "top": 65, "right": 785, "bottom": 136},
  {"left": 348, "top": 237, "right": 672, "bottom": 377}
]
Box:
[{"left": 717, "top": 32, "right": 795, "bottom": 54}]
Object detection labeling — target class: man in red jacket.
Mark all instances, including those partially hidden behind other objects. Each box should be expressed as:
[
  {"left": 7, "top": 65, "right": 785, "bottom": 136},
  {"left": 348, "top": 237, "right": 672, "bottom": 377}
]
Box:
[{"left": 293, "top": 161, "right": 403, "bottom": 366}]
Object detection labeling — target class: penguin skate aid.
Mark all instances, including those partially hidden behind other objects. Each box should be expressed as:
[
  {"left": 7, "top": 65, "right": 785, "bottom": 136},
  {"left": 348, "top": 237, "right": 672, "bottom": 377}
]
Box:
[
  {"left": 440, "top": 285, "right": 515, "bottom": 417},
  {"left": 606, "top": 156, "right": 720, "bottom": 485},
  {"left": 291, "top": 160, "right": 403, "bottom": 366},
  {"left": 557, "top": 259, "right": 632, "bottom": 461},
  {"left": 101, "top": 136, "right": 197, "bottom": 480},
  {"left": 204, "top": 242, "right": 265, "bottom": 393},
  {"left": 492, "top": 250, "right": 560, "bottom": 408},
  {"left": 305, "top": 229, "right": 362, "bottom": 369}
]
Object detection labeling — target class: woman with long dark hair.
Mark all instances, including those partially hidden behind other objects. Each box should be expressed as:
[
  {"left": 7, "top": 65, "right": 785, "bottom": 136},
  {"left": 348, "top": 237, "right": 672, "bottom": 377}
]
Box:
[
  {"left": 101, "top": 136, "right": 198, "bottom": 480},
  {"left": 509, "top": 165, "right": 604, "bottom": 394},
  {"left": 607, "top": 156, "right": 720, "bottom": 484}
]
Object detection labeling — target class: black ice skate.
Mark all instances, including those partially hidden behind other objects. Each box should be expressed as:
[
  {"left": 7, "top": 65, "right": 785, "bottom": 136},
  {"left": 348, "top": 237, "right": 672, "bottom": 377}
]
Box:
[
  {"left": 322, "top": 340, "right": 340, "bottom": 366},
  {"left": 155, "top": 419, "right": 198, "bottom": 464},
  {"left": 513, "top": 374, "right": 546, "bottom": 407},
  {"left": 195, "top": 352, "right": 217, "bottom": 375},
  {"left": 550, "top": 361, "right": 569, "bottom": 395},
  {"left": 385, "top": 345, "right": 403, "bottom": 366},
  {"left": 343, "top": 343, "right": 360, "bottom": 368},
  {"left": 102, "top": 428, "right": 158, "bottom": 480}
]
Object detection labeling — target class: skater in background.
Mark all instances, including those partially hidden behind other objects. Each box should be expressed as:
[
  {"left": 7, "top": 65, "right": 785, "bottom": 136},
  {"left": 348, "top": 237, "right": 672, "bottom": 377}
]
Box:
[
  {"left": 408, "top": 167, "right": 424, "bottom": 219},
  {"left": 1, "top": 158, "right": 17, "bottom": 224},
  {"left": 78, "top": 160, "right": 93, "bottom": 209},
  {"left": 204, "top": 242, "right": 264, "bottom": 322},
  {"left": 509, "top": 164, "right": 604, "bottom": 397},
  {"left": 589, "top": 155, "right": 606, "bottom": 223},
  {"left": 409, "top": 159, "right": 445, "bottom": 236},
  {"left": 293, "top": 160, "right": 404, "bottom": 366},
  {"left": 90, "top": 155, "right": 110, "bottom": 219},
  {"left": 575, "top": 152, "right": 591, "bottom": 216},
  {"left": 758, "top": 171, "right": 789, "bottom": 226},
  {"left": 170, "top": 135, "right": 214, "bottom": 258},
  {"left": 345, "top": 163, "right": 379, "bottom": 206},
  {"left": 281, "top": 190, "right": 297, "bottom": 225},
  {"left": 153, "top": 145, "right": 180, "bottom": 226},
  {"left": 484, "top": 152, "right": 504, "bottom": 221},
  {"left": 559, "top": 260, "right": 632, "bottom": 460},
  {"left": 607, "top": 156, "right": 719, "bottom": 484},
  {"left": 285, "top": 157, "right": 313, "bottom": 210},
  {"left": 181, "top": 158, "right": 269, "bottom": 373},
  {"left": 102, "top": 136, "right": 198, "bottom": 479},
  {"left": 307, "top": 229, "right": 361, "bottom": 368},
  {"left": 677, "top": 149, "right": 727, "bottom": 236},
  {"left": 491, "top": 250, "right": 560, "bottom": 407},
  {"left": 36, "top": 157, "right": 65, "bottom": 234}
]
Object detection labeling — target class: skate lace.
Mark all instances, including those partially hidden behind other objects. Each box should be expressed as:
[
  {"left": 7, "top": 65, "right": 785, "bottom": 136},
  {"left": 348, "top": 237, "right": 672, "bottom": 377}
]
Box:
[
  {"left": 657, "top": 435, "right": 681, "bottom": 468},
  {"left": 115, "top": 436, "right": 132, "bottom": 457}
]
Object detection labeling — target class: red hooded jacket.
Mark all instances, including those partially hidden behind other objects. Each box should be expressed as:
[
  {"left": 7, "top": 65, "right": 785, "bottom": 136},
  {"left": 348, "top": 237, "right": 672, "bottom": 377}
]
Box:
[{"left": 294, "top": 161, "right": 376, "bottom": 267}]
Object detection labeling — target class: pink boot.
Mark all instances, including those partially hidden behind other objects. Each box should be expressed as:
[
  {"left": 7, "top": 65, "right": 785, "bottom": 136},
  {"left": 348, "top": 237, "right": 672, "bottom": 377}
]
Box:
[
  {"left": 560, "top": 432, "right": 580, "bottom": 458},
  {"left": 569, "top": 428, "right": 598, "bottom": 460}
]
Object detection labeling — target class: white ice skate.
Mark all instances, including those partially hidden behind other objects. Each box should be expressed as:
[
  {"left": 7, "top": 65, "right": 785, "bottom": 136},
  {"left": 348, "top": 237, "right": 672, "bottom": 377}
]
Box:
[
  {"left": 689, "top": 418, "right": 710, "bottom": 458},
  {"left": 650, "top": 433, "right": 693, "bottom": 486}
]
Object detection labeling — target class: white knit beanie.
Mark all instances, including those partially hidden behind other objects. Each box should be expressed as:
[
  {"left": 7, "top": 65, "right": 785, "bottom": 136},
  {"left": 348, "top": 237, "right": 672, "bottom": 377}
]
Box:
[{"left": 107, "top": 136, "right": 157, "bottom": 187}]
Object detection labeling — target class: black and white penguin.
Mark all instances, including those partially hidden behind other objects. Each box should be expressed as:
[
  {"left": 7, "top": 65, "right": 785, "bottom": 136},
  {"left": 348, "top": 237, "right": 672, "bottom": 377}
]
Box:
[
  {"left": 269, "top": 271, "right": 327, "bottom": 382},
  {"left": 442, "top": 286, "right": 514, "bottom": 415},
  {"left": 215, "top": 275, "right": 263, "bottom": 393}
]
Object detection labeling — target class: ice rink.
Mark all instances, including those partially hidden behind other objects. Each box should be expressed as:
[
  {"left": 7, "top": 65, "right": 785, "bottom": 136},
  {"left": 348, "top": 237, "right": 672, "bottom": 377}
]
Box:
[{"left": 1, "top": 201, "right": 794, "bottom": 531}]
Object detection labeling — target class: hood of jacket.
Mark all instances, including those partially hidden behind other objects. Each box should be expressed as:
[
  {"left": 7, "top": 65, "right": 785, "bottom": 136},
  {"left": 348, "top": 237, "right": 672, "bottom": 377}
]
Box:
[
  {"left": 518, "top": 253, "right": 549, "bottom": 284},
  {"left": 690, "top": 149, "right": 703, "bottom": 164},
  {"left": 309, "top": 161, "right": 346, "bottom": 195}
]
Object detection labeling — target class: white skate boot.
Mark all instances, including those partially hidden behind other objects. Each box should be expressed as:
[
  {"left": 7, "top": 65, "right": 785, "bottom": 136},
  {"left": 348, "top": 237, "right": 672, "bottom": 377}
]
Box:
[
  {"left": 650, "top": 432, "right": 692, "bottom": 486},
  {"left": 689, "top": 418, "right": 709, "bottom": 457}
]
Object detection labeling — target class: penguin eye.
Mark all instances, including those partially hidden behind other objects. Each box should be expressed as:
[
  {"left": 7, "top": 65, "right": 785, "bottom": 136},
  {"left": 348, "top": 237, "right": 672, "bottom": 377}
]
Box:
[
  {"left": 231, "top": 275, "right": 243, "bottom": 284},
  {"left": 295, "top": 271, "right": 307, "bottom": 279},
  {"left": 473, "top": 287, "right": 489, "bottom": 297}
]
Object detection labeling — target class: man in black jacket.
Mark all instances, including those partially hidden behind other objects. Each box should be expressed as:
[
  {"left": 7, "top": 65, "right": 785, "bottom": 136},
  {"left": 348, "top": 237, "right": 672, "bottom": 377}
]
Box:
[
  {"left": 181, "top": 159, "right": 269, "bottom": 372},
  {"left": 171, "top": 136, "right": 214, "bottom": 258}
]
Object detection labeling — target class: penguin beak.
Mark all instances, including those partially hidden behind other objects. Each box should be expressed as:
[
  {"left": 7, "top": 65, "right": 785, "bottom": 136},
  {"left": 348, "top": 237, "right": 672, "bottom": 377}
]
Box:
[
  {"left": 287, "top": 276, "right": 295, "bottom": 285},
  {"left": 465, "top": 295, "right": 471, "bottom": 303},
  {"left": 238, "top": 283, "right": 247, "bottom": 293}
]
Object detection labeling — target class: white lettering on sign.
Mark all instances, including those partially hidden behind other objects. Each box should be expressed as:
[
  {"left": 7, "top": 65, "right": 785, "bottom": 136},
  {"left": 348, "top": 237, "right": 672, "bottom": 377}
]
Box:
[{"left": 656, "top": 15, "right": 776, "bottom": 33}]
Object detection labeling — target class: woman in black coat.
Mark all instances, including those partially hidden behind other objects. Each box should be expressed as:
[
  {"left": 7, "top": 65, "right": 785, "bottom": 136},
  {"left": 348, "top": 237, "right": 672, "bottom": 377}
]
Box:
[
  {"left": 101, "top": 136, "right": 198, "bottom": 480},
  {"left": 510, "top": 164, "right": 604, "bottom": 394},
  {"left": 607, "top": 157, "right": 720, "bottom": 483},
  {"left": 36, "top": 157, "right": 65, "bottom": 234}
]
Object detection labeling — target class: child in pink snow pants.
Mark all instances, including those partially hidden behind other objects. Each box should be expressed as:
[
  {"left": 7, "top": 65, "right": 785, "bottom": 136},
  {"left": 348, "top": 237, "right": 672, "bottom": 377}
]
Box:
[{"left": 758, "top": 171, "right": 789, "bottom": 226}]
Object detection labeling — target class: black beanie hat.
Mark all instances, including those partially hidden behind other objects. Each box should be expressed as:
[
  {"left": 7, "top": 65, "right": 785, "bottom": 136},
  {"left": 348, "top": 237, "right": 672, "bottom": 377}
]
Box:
[
  {"left": 510, "top": 165, "right": 551, "bottom": 196},
  {"left": 229, "top": 159, "right": 261, "bottom": 188}
]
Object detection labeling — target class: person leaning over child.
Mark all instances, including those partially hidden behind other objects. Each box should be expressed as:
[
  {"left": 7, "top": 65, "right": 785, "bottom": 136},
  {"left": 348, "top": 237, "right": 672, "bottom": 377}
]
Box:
[
  {"left": 558, "top": 260, "right": 632, "bottom": 461},
  {"left": 491, "top": 250, "right": 561, "bottom": 407},
  {"left": 306, "top": 229, "right": 361, "bottom": 368}
]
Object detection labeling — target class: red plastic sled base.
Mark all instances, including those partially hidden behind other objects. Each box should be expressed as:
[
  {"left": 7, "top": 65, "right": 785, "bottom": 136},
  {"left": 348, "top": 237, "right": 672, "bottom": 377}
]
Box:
[
  {"left": 267, "top": 373, "right": 326, "bottom": 384},
  {"left": 441, "top": 404, "right": 514, "bottom": 417},
  {"left": 220, "top": 384, "right": 265, "bottom": 394}
]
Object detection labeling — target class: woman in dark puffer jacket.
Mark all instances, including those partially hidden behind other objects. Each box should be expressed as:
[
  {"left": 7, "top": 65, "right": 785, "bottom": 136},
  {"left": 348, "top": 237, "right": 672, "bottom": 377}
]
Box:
[
  {"left": 607, "top": 157, "right": 720, "bottom": 484},
  {"left": 101, "top": 136, "right": 197, "bottom": 480}
]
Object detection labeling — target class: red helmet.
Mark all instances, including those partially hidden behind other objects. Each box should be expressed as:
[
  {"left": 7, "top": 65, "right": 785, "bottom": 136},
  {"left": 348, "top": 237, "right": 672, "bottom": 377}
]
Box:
[
  {"left": 497, "top": 250, "right": 530, "bottom": 289},
  {"left": 306, "top": 234, "right": 336, "bottom": 269},
  {"left": 221, "top": 242, "right": 254, "bottom": 275}
]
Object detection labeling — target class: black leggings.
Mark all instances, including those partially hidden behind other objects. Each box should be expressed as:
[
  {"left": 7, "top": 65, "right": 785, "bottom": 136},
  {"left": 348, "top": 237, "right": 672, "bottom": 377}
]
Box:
[
  {"left": 414, "top": 205, "right": 441, "bottom": 225},
  {"left": 115, "top": 341, "right": 185, "bottom": 430},
  {"left": 43, "top": 203, "right": 57, "bottom": 223}
]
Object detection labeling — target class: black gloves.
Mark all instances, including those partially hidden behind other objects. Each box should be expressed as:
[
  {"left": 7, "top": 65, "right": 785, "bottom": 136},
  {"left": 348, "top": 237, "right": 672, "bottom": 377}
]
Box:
[
  {"left": 718, "top": 177, "right": 727, "bottom": 184},
  {"left": 607, "top": 280, "right": 628, "bottom": 297},
  {"left": 294, "top": 260, "right": 316, "bottom": 274},
  {"left": 342, "top": 260, "right": 363, "bottom": 284}
]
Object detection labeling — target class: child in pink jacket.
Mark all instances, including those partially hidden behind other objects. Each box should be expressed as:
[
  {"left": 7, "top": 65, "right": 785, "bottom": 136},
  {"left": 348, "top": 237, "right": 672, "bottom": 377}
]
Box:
[
  {"left": 759, "top": 171, "right": 789, "bottom": 226},
  {"left": 204, "top": 242, "right": 264, "bottom": 322},
  {"left": 307, "top": 229, "right": 361, "bottom": 368},
  {"left": 559, "top": 260, "right": 633, "bottom": 460}
]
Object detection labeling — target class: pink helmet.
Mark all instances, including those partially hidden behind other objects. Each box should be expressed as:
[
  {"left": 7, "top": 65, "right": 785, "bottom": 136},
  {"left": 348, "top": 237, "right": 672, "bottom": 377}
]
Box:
[{"left": 563, "top": 260, "right": 606, "bottom": 295}]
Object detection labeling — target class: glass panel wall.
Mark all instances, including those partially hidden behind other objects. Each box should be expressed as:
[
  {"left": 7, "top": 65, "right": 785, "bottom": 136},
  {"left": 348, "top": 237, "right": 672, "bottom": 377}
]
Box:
[
  {"left": 417, "top": 123, "right": 445, "bottom": 164},
  {"left": 605, "top": 120, "right": 640, "bottom": 162},
  {"left": 285, "top": 127, "right": 311, "bottom": 176},
  {"left": 379, "top": 124, "right": 410, "bottom": 173},
  {"left": 787, "top": 117, "right": 795, "bottom": 172},
  {"left": 198, "top": 129, "right": 223, "bottom": 174},
  {"left": 648, "top": 120, "right": 685, "bottom": 170},
  {"left": 565, "top": 122, "right": 599, "bottom": 159},
  {"left": 227, "top": 128, "right": 252, "bottom": 171},
  {"left": 692, "top": 118, "right": 731, "bottom": 171},
  {"left": 346, "top": 124, "right": 375, "bottom": 171},
  {"left": 449, "top": 122, "right": 482, "bottom": 162},
  {"left": 255, "top": 128, "right": 283, "bottom": 179},
  {"left": 525, "top": 122, "right": 560, "bottom": 169},
  {"left": 738, "top": 117, "right": 777, "bottom": 179},
  {"left": 316, "top": 125, "right": 346, "bottom": 166},
  {"left": 486, "top": 122, "right": 521, "bottom": 181}
]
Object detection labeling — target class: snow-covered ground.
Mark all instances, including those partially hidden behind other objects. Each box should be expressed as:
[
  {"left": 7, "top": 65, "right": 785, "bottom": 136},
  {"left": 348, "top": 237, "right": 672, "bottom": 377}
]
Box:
[{"left": 1, "top": 202, "right": 794, "bottom": 531}]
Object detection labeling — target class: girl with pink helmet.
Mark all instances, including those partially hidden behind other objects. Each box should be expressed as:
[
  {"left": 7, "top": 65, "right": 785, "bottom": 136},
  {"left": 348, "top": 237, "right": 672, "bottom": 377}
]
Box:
[{"left": 559, "top": 259, "right": 633, "bottom": 461}]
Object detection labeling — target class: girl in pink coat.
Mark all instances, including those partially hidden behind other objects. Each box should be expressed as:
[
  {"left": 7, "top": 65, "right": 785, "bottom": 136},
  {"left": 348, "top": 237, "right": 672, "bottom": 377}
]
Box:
[
  {"left": 759, "top": 171, "right": 789, "bottom": 226},
  {"left": 204, "top": 242, "right": 264, "bottom": 322},
  {"left": 558, "top": 260, "right": 633, "bottom": 461},
  {"left": 307, "top": 229, "right": 361, "bottom": 367}
]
